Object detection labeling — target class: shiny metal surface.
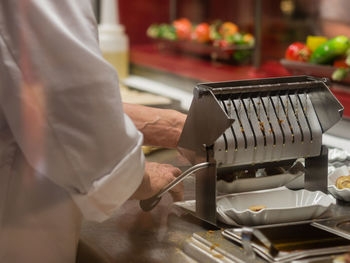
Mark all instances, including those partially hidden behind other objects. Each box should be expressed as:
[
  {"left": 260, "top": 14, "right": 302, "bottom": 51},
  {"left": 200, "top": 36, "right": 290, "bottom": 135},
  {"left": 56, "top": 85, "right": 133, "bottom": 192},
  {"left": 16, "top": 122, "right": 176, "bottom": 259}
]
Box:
[
  {"left": 79, "top": 149, "right": 350, "bottom": 263},
  {"left": 305, "top": 145, "right": 328, "bottom": 193},
  {"left": 177, "top": 76, "right": 343, "bottom": 224},
  {"left": 140, "top": 162, "right": 211, "bottom": 211},
  {"left": 312, "top": 215, "right": 350, "bottom": 241}
]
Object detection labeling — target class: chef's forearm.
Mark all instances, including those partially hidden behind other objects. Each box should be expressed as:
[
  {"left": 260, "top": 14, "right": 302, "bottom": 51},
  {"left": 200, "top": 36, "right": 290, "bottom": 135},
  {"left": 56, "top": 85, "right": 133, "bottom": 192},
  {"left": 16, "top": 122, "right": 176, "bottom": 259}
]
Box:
[{"left": 123, "top": 103, "right": 186, "bottom": 148}]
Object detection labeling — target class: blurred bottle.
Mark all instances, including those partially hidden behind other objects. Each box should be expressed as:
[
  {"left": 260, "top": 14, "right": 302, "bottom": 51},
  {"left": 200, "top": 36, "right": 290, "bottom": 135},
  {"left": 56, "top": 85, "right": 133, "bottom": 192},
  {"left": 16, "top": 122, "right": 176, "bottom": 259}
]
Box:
[{"left": 98, "top": 0, "right": 129, "bottom": 86}]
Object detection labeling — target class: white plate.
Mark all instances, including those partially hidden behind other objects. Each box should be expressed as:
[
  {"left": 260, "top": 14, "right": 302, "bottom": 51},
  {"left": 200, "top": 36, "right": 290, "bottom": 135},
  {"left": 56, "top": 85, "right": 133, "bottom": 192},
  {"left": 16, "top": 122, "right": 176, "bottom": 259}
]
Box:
[
  {"left": 328, "top": 165, "right": 350, "bottom": 202},
  {"left": 328, "top": 148, "right": 350, "bottom": 163},
  {"left": 216, "top": 187, "right": 334, "bottom": 226},
  {"left": 174, "top": 187, "right": 335, "bottom": 226}
]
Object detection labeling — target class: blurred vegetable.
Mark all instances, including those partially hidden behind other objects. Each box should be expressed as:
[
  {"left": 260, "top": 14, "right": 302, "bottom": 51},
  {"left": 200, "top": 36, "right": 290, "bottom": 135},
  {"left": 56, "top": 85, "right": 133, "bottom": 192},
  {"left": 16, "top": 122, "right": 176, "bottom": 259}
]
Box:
[
  {"left": 146, "top": 19, "right": 253, "bottom": 49},
  {"left": 331, "top": 48, "right": 350, "bottom": 81},
  {"left": 219, "top": 22, "right": 238, "bottom": 38},
  {"left": 285, "top": 42, "right": 311, "bottom": 62},
  {"left": 146, "top": 19, "right": 254, "bottom": 63},
  {"left": 147, "top": 24, "right": 160, "bottom": 38},
  {"left": 332, "top": 67, "right": 350, "bottom": 81},
  {"left": 209, "top": 21, "right": 222, "bottom": 41},
  {"left": 226, "top": 33, "right": 242, "bottom": 44},
  {"left": 310, "top": 35, "right": 350, "bottom": 64},
  {"left": 346, "top": 48, "right": 350, "bottom": 65},
  {"left": 333, "top": 58, "right": 349, "bottom": 68},
  {"left": 225, "top": 32, "right": 254, "bottom": 46},
  {"left": 173, "top": 18, "right": 192, "bottom": 40},
  {"left": 192, "top": 23, "right": 210, "bottom": 43},
  {"left": 306, "top": 36, "right": 328, "bottom": 52},
  {"left": 233, "top": 50, "right": 252, "bottom": 62},
  {"left": 243, "top": 33, "right": 255, "bottom": 46},
  {"left": 158, "top": 24, "right": 177, "bottom": 40},
  {"left": 147, "top": 24, "right": 177, "bottom": 40},
  {"left": 213, "top": 39, "right": 229, "bottom": 48}
]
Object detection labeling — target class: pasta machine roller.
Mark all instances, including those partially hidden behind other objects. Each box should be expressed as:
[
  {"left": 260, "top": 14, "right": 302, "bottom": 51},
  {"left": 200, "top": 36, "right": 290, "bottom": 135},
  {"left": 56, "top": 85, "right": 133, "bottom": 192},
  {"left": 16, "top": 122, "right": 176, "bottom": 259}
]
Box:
[{"left": 177, "top": 76, "right": 343, "bottom": 225}]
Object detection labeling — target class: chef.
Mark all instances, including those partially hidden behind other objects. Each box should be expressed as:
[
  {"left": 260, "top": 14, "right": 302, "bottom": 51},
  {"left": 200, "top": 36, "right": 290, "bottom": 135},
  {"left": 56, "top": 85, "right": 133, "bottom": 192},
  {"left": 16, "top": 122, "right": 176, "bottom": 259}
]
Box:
[{"left": 0, "top": 1, "right": 186, "bottom": 262}]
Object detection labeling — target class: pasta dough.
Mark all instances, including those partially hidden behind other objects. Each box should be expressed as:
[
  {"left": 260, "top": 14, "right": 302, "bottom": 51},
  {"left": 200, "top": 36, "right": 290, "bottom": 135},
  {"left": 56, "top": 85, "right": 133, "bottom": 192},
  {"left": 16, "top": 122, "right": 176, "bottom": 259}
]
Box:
[
  {"left": 336, "top": 175, "right": 350, "bottom": 189},
  {"left": 248, "top": 205, "right": 266, "bottom": 212}
]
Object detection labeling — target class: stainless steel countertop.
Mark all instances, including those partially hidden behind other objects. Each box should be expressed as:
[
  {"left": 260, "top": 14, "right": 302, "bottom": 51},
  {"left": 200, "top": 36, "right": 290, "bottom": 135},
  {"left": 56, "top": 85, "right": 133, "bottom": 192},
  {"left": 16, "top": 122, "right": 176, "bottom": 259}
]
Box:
[{"left": 79, "top": 149, "right": 350, "bottom": 263}]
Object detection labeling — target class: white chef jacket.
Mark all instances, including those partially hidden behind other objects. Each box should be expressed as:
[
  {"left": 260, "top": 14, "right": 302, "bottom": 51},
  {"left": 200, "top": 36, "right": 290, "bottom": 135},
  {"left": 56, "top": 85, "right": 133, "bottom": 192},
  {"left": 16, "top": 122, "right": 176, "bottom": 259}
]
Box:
[{"left": 0, "top": 1, "right": 144, "bottom": 262}]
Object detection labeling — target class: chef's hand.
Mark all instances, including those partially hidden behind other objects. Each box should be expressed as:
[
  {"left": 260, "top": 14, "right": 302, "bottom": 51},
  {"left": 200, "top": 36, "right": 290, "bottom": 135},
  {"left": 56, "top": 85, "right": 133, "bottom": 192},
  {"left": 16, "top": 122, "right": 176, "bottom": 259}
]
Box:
[
  {"left": 345, "top": 253, "right": 350, "bottom": 263},
  {"left": 130, "top": 162, "right": 183, "bottom": 202}
]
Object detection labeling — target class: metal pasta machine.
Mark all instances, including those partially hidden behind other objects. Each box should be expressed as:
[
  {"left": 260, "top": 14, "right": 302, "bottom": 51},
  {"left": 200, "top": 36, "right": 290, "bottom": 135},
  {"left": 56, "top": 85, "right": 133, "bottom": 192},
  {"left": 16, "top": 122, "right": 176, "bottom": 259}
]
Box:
[{"left": 177, "top": 76, "right": 343, "bottom": 225}]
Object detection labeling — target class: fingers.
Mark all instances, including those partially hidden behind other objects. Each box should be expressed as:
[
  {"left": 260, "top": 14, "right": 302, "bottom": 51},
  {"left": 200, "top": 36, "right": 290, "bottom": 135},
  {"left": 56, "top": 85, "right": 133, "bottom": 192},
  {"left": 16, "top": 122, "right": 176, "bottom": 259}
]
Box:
[
  {"left": 139, "top": 162, "right": 184, "bottom": 203},
  {"left": 169, "top": 182, "right": 184, "bottom": 202},
  {"left": 166, "top": 167, "right": 184, "bottom": 202},
  {"left": 345, "top": 253, "right": 350, "bottom": 263}
]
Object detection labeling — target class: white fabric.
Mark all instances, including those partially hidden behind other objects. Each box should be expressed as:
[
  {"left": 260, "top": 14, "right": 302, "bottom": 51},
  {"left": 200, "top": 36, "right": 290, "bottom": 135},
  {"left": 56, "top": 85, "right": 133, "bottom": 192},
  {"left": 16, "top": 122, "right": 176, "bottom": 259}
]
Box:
[{"left": 0, "top": 1, "right": 144, "bottom": 262}]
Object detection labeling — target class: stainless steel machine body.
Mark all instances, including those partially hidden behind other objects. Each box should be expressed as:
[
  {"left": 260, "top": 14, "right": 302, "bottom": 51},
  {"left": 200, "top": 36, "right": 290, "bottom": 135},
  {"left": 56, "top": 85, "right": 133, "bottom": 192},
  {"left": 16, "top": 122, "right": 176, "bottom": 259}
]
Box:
[{"left": 178, "top": 76, "right": 344, "bottom": 225}]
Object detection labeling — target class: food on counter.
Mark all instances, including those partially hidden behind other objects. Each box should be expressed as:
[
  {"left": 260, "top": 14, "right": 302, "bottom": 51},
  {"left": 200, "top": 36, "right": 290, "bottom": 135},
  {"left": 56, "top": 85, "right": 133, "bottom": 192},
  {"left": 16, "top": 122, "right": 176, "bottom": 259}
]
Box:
[
  {"left": 219, "top": 22, "right": 239, "bottom": 38},
  {"left": 334, "top": 58, "right": 350, "bottom": 68},
  {"left": 336, "top": 175, "right": 350, "bottom": 189},
  {"left": 209, "top": 21, "right": 222, "bottom": 41},
  {"left": 147, "top": 19, "right": 254, "bottom": 63},
  {"left": 147, "top": 19, "right": 254, "bottom": 52},
  {"left": 332, "top": 48, "right": 350, "bottom": 81},
  {"left": 332, "top": 67, "right": 350, "bottom": 81},
  {"left": 310, "top": 35, "right": 350, "bottom": 64},
  {"left": 285, "top": 42, "right": 311, "bottom": 62},
  {"left": 147, "top": 23, "right": 176, "bottom": 40},
  {"left": 306, "top": 36, "right": 328, "bottom": 52},
  {"left": 192, "top": 22, "right": 210, "bottom": 43},
  {"left": 285, "top": 35, "right": 350, "bottom": 81},
  {"left": 173, "top": 18, "right": 192, "bottom": 40},
  {"left": 248, "top": 205, "right": 266, "bottom": 212},
  {"left": 285, "top": 35, "right": 350, "bottom": 64},
  {"left": 243, "top": 33, "right": 254, "bottom": 45}
]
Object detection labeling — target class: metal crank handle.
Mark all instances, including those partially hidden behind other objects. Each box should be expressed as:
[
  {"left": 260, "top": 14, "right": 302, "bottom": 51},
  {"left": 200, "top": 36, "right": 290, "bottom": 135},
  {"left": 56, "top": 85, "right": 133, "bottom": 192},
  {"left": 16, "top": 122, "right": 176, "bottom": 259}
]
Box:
[{"left": 139, "top": 162, "right": 211, "bottom": 212}]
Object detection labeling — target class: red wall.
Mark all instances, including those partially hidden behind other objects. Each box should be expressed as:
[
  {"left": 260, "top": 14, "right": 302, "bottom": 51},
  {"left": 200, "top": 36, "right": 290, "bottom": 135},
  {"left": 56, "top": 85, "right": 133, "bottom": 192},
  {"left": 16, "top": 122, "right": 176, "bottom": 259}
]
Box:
[
  {"left": 119, "top": 0, "right": 320, "bottom": 59},
  {"left": 119, "top": 0, "right": 170, "bottom": 45}
]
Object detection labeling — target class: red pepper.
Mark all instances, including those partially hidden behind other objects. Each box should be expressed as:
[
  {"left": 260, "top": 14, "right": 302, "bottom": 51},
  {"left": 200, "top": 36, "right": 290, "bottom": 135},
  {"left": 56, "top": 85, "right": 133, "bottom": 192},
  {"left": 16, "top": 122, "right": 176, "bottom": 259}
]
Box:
[
  {"left": 285, "top": 42, "right": 311, "bottom": 62},
  {"left": 333, "top": 58, "right": 349, "bottom": 68}
]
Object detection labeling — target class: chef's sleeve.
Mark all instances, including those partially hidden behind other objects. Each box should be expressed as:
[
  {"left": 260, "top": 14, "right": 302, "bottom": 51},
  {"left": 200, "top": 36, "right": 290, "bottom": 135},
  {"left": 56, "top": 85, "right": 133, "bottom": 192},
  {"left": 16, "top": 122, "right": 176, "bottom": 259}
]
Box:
[{"left": 0, "top": 1, "right": 144, "bottom": 222}]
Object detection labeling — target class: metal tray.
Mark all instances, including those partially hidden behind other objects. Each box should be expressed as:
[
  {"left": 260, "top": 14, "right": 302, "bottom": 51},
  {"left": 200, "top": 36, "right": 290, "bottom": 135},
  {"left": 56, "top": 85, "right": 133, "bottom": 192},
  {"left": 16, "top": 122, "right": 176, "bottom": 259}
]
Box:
[
  {"left": 223, "top": 222, "right": 350, "bottom": 262},
  {"left": 312, "top": 216, "right": 350, "bottom": 241}
]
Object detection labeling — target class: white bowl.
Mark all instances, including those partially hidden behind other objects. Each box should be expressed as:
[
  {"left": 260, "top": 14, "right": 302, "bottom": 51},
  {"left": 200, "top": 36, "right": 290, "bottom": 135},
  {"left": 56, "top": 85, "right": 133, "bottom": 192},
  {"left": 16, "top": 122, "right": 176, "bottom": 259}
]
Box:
[
  {"left": 328, "top": 148, "right": 350, "bottom": 162},
  {"left": 216, "top": 187, "right": 334, "bottom": 226},
  {"left": 328, "top": 166, "right": 350, "bottom": 202}
]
